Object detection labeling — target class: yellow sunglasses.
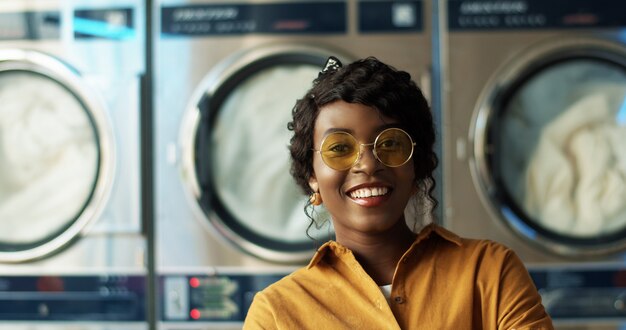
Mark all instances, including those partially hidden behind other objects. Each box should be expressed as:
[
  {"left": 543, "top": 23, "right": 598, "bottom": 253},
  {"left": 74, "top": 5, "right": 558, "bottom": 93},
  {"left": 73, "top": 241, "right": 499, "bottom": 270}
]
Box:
[{"left": 314, "top": 128, "right": 416, "bottom": 171}]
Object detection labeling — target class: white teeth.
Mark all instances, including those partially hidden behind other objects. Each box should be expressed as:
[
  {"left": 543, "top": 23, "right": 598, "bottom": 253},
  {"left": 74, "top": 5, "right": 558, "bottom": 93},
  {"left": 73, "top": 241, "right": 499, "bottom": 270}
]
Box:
[{"left": 349, "top": 187, "right": 389, "bottom": 198}]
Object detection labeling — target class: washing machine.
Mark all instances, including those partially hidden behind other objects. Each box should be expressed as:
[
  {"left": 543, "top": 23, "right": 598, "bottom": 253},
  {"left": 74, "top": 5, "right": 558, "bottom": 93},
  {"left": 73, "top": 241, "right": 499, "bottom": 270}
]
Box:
[
  {"left": 154, "top": 0, "right": 434, "bottom": 327},
  {"left": 0, "top": 0, "right": 147, "bottom": 328},
  {"left": 442, "top": 0, "right": 626, "bottom": 327}
]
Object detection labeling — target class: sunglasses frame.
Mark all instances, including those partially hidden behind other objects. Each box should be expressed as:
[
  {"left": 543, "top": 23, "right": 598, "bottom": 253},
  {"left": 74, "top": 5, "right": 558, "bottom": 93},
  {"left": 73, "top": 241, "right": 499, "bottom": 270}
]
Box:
[{"left": 313, "top": 127, "right": 416, "bottom": 171}]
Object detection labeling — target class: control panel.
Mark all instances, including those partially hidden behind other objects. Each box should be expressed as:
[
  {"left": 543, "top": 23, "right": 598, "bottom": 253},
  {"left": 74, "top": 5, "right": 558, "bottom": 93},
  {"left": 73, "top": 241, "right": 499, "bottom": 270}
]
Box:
[
  {"left": 530, "top": 266, "right": 626, "bottom": 320},
  {"left": 0, "top": 274, "right": 146, "bottom": 321},
  {"left": 160, "top": 272, "right": 286, "bottom": 323}
]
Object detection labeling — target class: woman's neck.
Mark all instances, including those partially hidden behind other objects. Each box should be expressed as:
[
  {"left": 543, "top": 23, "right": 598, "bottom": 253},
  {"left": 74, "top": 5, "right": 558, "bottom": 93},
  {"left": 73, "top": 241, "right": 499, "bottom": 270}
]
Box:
[{"left": 335, "top": 222, "right": 416, "bottom": 286}]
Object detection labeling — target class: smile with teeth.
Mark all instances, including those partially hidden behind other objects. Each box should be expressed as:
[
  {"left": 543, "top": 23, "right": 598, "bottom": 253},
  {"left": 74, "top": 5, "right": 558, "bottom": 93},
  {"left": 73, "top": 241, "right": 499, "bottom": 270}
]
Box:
[{"left": 349, "top": 187, "right": 390, "bottom": 199}]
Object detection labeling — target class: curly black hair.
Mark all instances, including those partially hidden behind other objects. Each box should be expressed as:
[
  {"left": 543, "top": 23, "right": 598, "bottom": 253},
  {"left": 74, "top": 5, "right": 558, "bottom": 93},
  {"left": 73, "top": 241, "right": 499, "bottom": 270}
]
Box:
[{"left": 287, "top": 56, "right": 438, "bottom": 224}]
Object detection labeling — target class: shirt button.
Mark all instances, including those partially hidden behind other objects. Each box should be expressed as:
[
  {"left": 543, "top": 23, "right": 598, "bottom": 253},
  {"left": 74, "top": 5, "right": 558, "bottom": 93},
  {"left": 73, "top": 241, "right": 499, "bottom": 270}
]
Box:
[{"left": 394, "top": 296, "right": 405, "bottom": 304}]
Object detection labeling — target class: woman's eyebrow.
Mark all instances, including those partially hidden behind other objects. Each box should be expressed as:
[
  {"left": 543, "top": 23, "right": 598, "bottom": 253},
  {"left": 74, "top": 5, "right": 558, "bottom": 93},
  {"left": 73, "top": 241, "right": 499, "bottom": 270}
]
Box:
[
  {"left": 322, "top": 127, "right": 354, "bottom": 135},
  {"left": 322, "top": 122, "right": 403, "bottom": 136},
  {"left": 378, "top": 122, "right": 403, "bottom": 130}
]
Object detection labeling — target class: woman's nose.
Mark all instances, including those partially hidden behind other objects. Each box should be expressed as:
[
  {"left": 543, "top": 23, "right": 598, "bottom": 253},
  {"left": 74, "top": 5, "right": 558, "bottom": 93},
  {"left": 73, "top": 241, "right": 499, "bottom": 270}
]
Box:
[{"left": 352, "top": 144, "right": 380, "bottom": 173}]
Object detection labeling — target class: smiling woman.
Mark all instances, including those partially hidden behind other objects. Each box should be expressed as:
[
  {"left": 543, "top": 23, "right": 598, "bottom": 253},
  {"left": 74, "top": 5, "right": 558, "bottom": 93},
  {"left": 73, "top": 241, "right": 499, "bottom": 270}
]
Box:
[
  {"left": 243, "top": 57, "right": 554, "bottom": 329},
  {"left": 308, "top": 101, "right": 417, "bottom": 238}
]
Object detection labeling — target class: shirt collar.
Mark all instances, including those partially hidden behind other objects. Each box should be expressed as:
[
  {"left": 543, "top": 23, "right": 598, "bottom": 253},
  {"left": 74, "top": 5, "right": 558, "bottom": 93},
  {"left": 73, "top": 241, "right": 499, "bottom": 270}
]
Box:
[{"left": 307, "top": 223, "right": 463, "bottom": 269}]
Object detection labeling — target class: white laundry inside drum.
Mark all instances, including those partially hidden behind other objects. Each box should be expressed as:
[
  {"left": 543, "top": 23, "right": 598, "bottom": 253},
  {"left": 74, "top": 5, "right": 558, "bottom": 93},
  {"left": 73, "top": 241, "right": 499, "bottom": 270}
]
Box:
[
  {"left": 211, "top": 64, "right": 330, "bottom": 243},
  {"left": 499, "top": 60, "right": 626, "bottom": 238},
  {"left": 0, "top": 71, "right": 99, "bottom": 244}
]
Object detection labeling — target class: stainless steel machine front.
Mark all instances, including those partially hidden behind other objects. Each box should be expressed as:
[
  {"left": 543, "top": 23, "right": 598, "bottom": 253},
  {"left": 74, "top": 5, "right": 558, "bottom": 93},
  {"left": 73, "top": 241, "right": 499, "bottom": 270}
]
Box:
[
  {"left": 0, "top": 0, "right": 147, "bottom": 328},
  {"left": 441, "top": 0, "right": 626, "bottom": 327},
  {"left": 154, "top": 0, "right": 433, "bottom": 327}
]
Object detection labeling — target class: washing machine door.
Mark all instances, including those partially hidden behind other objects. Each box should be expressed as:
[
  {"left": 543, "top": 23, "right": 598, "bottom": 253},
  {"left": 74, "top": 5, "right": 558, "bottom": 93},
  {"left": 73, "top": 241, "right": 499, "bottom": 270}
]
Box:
[
  {"left": 472, "top": 37, "right": 626, "bottom": 257},
  {"left": 181, "top": 45, "right": 343, "bottom": 263},
  {"left": 0, "top": 49, "right": 113, "bottom": 263}
]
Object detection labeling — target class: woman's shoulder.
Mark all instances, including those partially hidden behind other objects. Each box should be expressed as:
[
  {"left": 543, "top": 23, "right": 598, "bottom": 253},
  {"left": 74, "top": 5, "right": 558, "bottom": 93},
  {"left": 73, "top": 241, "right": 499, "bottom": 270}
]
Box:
[
  {"left": 428, "top": 224, "right": 513, "bottom": 252},
  {"left": 254, "top": 265, "right": 320, "bottom": 298},
  {"left": 426, "top": 224, "right": 520, "bottom": 267},
  {"left": 244, "top": 268, "right": 313, "bottom": 329},
  {"left": 461, "top": 236, "right": 515, "bottom": 255}
]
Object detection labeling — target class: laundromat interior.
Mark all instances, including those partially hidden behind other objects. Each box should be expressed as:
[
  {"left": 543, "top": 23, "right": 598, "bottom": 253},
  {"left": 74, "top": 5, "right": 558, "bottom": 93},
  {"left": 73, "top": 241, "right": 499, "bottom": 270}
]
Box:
[{"left": 1, "top": 0, "right": 625, "bottom": 329}]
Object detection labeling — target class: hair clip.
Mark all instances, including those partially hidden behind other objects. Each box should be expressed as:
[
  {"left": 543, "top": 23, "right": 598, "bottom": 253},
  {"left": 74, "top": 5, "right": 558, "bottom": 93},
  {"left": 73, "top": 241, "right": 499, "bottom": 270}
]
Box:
[{"left": 318, "top": 56, "right": 342, "bottom": 77}]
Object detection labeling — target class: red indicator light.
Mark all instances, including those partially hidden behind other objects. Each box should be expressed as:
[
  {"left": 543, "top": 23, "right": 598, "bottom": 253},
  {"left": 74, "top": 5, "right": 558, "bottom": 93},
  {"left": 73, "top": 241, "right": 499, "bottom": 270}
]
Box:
[
  {"left": 190, "top": 308, "right": 201, "bottom": 320},
  {"left": 189, "top": 277, "right": 200, "bottom": 288}
]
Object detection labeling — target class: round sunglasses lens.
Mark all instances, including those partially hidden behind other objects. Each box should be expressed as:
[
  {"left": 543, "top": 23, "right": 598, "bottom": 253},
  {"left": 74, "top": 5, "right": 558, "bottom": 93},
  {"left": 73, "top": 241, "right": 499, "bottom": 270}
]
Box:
[
  {"left": 320, "top": 132, "right": 358, "bottom": 170},
  {"left": 375, "top": 129, "right": 414, "bottom": 167}
]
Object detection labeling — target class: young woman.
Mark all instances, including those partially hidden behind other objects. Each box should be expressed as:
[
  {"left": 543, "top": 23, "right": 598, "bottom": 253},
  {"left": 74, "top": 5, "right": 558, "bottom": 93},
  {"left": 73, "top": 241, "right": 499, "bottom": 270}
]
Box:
[{"left": 243, "top": 57, "right": 553, "bottom": 329}]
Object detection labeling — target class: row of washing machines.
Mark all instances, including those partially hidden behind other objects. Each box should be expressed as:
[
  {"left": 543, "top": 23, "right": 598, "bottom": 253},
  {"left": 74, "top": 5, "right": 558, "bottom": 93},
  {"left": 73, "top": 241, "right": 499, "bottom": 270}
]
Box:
[{"left": 0, "top": 0, "right": 625, "bottom": 329}]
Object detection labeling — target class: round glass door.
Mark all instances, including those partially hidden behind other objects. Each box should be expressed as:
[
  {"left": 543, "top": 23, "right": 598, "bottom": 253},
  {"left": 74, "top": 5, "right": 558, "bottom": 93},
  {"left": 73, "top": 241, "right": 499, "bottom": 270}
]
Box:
[
  {"left": 0, "top": 70, "right": 100, "bottom": 260},
  {"left": 188, "top": 49, "right": 335, "bottom": 262},
  {"left": 474, "top": 41, "right": 626, "bottom": 256}
]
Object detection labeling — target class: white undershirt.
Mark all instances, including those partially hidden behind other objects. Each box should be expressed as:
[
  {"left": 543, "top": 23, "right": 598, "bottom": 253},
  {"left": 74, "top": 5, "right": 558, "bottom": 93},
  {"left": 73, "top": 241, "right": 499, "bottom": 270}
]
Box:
[{"left": 379, "top": 284, "right": 392, "bottom": 302}]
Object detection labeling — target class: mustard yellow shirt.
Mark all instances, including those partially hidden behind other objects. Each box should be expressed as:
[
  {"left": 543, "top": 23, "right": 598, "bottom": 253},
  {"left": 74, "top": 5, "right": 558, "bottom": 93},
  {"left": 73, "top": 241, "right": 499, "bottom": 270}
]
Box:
[{"left": 243, "top": 224, "right": 553, "bottom": 329}]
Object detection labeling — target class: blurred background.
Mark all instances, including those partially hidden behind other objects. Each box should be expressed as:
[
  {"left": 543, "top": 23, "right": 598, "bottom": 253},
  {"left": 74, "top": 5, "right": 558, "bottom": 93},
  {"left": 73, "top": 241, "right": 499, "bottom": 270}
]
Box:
[{"left": 0, "top": 0, "right": 625, "bottom": 329}]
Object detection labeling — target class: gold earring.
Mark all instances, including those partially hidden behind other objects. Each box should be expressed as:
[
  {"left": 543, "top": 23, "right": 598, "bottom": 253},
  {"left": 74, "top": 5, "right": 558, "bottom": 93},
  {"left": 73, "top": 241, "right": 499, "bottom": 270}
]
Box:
[{"left": 309, "top": 192, "right": 322, "bottom": 206}]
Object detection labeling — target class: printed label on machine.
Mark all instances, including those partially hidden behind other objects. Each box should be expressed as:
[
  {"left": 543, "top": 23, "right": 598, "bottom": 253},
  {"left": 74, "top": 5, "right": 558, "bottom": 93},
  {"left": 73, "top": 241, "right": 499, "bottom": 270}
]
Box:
[
  {"left": 74, "top": 8, "right": 135, "bottom": 40},
  {"left": 448, "top": 0, "right": 626, "bottom": 30},
  {"left": 161, "top": 2, "right": 346, "bottom": 36},
  {"left": 0, "top": 11, "right": 60, "bottom": 40}
]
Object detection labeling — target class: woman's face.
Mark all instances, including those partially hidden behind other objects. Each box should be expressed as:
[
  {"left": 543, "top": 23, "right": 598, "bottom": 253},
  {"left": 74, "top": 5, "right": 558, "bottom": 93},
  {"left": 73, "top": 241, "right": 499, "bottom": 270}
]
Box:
[{"left": 308, "top": 100, "right": 416, "bottom": 238}]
